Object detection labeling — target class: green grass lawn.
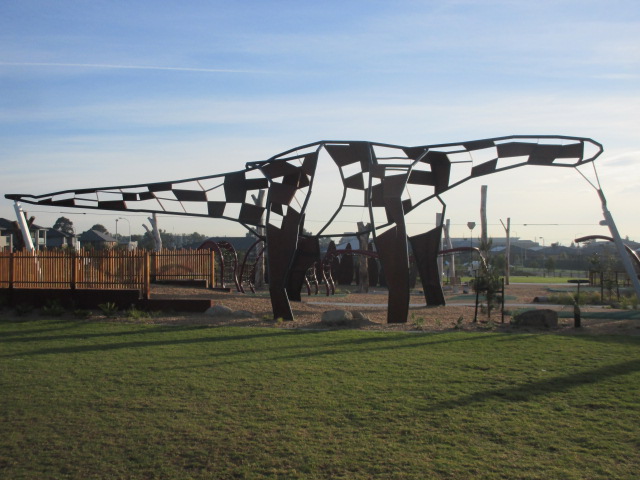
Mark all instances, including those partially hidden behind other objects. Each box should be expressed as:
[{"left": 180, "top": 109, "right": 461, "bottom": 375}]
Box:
[{"left": 1, "top": 319, "right": 639, "bottom": 479}]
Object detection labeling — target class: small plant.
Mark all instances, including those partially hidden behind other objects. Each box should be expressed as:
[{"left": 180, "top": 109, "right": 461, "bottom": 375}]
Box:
[
  {"left": 73, "top": 309, "right": 92, "bottom": 319},
  {"left": 618, "top": 294, "right": 639, "bottom": 310},
  {"left": 126, "top": 306, "right": 151, "bottom": 320},
  {"left": 15, "top": 303, "right": 34, "bottom": 317},
  {"left": 275, "top": 317, "right": 284, "bottom": 325},
  {"left": 98, "top": 302, "right": 119, "bottom": 317},
  {"left": 454, "top": 315, "right": 464, "bottom": 330},
  {"left": 435, "top": 318, "right": 442, "bottom": 328},
  {"left": 41, "top": 300, "right": 65, "bottom": 317},
  {"left": 413, "top": 316, "right": 425, "bottom": 329}
]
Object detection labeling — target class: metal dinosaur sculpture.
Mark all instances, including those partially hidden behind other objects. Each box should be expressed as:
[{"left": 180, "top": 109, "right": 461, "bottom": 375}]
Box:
[{"left": 5, "top": 135, "right": 603, "bottom": 323}]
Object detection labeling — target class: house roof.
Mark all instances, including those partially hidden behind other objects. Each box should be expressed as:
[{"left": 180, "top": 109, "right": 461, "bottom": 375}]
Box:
[
  {"left": 197, "top": 236, "right": 260, "bottom": 251},
  {"left": 79, "top": 229, "right": 117, "bottom": 243},
  {"left": 0, "top": 217, "right": 46, "bottom": 231},
  {"left": 47, "top": 228, "right": 75, "bottom": 239}
]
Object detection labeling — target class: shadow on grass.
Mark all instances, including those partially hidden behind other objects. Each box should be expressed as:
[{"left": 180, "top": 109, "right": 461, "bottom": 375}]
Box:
[
  {"left": 1, "top": 322, "right": 519, "bottom": 359},
  {"left": 0, "top": 325, "right": 322, "bottom": 357},
  {"left": 430, "top": 358, "right": 640, "bottom": 410}
]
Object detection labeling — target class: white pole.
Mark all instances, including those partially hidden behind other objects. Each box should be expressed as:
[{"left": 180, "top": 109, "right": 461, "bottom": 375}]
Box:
[
  {"left": 598, "top": 190, "right": 640, "bottom": 301},
  {"left": 13, "top": 201, "right": 36, "bottom": 252}
]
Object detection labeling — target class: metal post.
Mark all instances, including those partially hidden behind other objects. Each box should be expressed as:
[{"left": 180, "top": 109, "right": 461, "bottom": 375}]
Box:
[
  {"left": 13, "top": 202, "right": 36, "bottom": 252},
  {"left": 598, "top": 190, "right": 640, "bottom": 301}
]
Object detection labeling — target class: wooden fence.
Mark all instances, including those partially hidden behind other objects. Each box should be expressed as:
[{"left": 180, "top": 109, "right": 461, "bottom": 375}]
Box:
[{"left": 0, "top": 248, "right": 216, "bottom": 298}]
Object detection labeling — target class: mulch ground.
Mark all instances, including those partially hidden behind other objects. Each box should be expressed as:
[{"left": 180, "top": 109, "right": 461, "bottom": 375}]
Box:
[
  {"left": 4, "top": 283, "right": 637, "bottom": 335},
  {"left": 140, "top": 283, "right": 640, "bottom": 336}
]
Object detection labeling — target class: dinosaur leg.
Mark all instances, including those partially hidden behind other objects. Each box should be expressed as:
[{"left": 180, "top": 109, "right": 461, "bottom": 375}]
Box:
[
  {"left": 410, "top": 227, "right": 446, "bottom": 306},
  {"left": 375, "top": 226, "right": 410, "bottom": 323},
  {"left": 286, "top": 236, "right": 321, "bottom": 301},
  {"left": 266, "top": 223, "right": 299, "bottom": 321}
]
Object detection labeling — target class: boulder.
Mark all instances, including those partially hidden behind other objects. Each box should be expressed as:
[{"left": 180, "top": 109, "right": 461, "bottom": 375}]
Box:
[
  {"left": 351, "top": 311, "right": 371, "bottom": 322},
  {"left": 513, "top": 309, "right": 558, "bottom": 328},
  {"left": 321, "top": 309, "right": 353, "bottom": 326},
  {"left": 232, "top": 310, "right": 255, "bottom": 318},
  {"left": 205, "top": 305, "right": 234, "bottom": 316}
]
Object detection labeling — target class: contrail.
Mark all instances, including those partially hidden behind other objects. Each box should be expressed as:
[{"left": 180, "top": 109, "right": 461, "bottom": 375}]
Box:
[{"left": 0, "top": 61, "right": 268, "bottom": 74}]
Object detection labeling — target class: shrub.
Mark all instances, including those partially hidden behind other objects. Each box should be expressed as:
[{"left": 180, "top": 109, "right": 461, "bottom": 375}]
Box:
[
  {"left": 40, "top": 300, "right": 65, "bottom": 317},
  {"left": 98, "top": 302, "right": 119, "bottom": 317},
  {"left": 126, "top": 306, "right": 151, "bottom": 320},
  {"left": 73, "top": 309, "right": 92, "bottom": 319},
  {"left": 15, "top": 303, "right": 34, "bottom": 316}
]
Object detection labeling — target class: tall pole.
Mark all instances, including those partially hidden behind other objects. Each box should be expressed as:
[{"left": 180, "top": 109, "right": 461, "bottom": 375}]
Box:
[
  {"left": 118, "top": 217, "right": 130, "bottom": 246},
  {"left": 598, "top": 190, "right": 640, "bottom": 301},
  {"left": 500, "top": 218, "right": 511, "bottom": 285},
  {"left": 13, "top": 201, "right": 36, "bottom": 252}
]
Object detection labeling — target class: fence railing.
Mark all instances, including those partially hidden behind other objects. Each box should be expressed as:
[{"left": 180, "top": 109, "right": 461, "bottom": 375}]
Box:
[
  {"left": 0, "top": 248, "right": 216, "bottom": 297},
  {"left": 152, "top": 249, "right": 215, "bottom": 285}
]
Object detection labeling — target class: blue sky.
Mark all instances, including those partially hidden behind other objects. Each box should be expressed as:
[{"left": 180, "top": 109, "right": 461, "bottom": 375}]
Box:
[{"left": 1, "top": 0, "right": 639, "bottom": 244}]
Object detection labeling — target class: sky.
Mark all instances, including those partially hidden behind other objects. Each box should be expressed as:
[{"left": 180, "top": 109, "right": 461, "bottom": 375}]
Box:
[{"left": 1, "top": 0, "right": 639, "bottom": 245}]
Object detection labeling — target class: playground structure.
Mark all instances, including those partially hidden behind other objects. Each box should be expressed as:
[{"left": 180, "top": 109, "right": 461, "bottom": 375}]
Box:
[{"left": 6, "top": 135, "right": 605, "bottom": 323}]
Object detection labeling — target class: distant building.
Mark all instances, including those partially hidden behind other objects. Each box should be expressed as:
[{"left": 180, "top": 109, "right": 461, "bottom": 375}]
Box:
[
  {"left": 79, "top": 229, "right": 118, "bottom": 249},
  {"left": 46, "top": 228, "right": 80, "bottom": 249},
  {"left": 187, "top": 236, "right": 259, "bottom": 251},
  {"left": 0, "top": 217, "right": 48, "bottom": 250}
]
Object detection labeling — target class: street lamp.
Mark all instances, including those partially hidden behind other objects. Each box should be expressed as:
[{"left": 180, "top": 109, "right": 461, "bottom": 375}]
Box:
[
  {"left": 117, "top": 217, "right": 131, "bottom": 245},
  {"left": 467, "top": 222, "right": 476, "bottom": 249}
]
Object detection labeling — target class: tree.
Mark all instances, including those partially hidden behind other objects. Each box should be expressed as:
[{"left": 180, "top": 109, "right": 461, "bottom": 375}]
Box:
[
  {"left": 52, "top": 217, "right": 74, "bottom": 234},
  {"left": 91, "top": 224, "right": 109, "bottom": 234},
  {"left": 544, "top": 256, "right": 556, "bottom": 276}
]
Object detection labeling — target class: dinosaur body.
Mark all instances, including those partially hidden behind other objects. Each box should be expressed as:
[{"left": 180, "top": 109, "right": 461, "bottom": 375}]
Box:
[{"left": 6, "top": 135, "right": 603, "bottom": 323}]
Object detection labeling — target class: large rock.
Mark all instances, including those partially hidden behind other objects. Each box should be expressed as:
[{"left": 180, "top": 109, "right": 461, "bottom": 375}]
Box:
[
  {"left": 205, "top": 305, "right": 234, "bottom": 316},
  {"left": 321, "top": 309, "right": 353, "bottom": 326},
  {"left": 351, "top": 311, "right": 371, "bottom": 322},
  {"left": 513, "top": 309, "right": 558, "bottom": 328}
]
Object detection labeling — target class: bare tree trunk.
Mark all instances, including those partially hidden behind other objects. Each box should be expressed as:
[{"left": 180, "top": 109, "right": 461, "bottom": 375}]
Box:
[
  {"left": 357, "top": 221, "right": 370, "bottom": 293},
  {"left": 480, "top": 185, "right": 488, "bottom": 248},
  {"left": 144, "top": 213, "right": 162, "bottom": 251}
]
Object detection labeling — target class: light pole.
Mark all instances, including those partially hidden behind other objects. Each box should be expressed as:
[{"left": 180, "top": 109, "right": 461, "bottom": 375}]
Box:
[
  {"left": 467, "top": 222, "right": 476, "bottom": 249},
  {"left": 118, "top": 217, "right": 131, "bottom": 246}
]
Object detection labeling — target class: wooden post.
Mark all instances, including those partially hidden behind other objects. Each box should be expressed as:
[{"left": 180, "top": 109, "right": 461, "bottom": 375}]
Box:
[
  {"left": 357, "top": 222, "right": 370, "bottom": 293},
  {"left": 71, "top": 251, "right": 77, "bottom": 289},
  {"left": 143, "top": 251, "right": 150, "bottom": 299},
  {"left": 209, "top": 249, "right": 215, "bottom": 289},
  {"left": 8, "top": 251, "right": 14, "bottom": 290}
]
